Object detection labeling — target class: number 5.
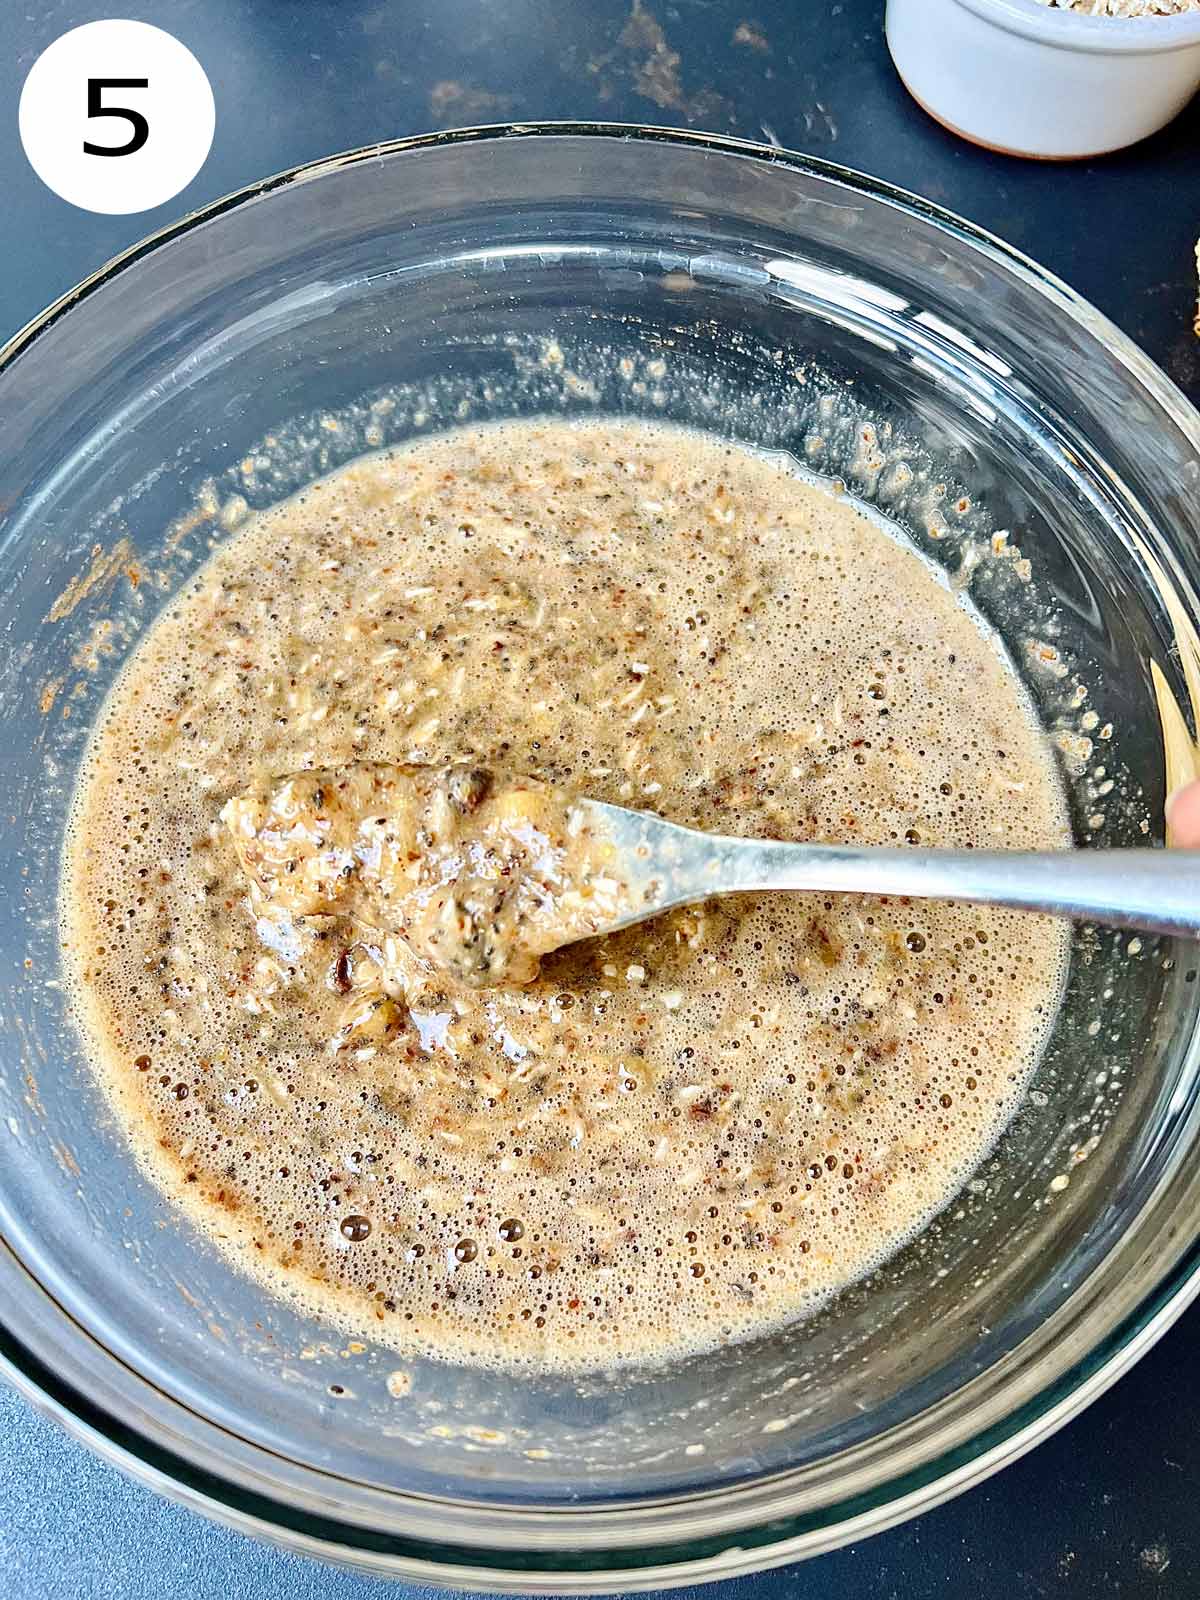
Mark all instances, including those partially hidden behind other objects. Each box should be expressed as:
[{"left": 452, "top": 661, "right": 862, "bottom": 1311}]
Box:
[{"left": 84, "top": 78, "right": 149, "bottom": 157}]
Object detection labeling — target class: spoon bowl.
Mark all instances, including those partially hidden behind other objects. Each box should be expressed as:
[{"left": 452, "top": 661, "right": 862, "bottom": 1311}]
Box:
[{"left": 577, "top": 799, "right": 1200, "bottom": 944}]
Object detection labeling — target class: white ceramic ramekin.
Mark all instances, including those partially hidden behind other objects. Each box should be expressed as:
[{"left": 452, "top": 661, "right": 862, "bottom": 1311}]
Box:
[{"left": 886, "top": 0, "right": 1200, "bottom": 158}]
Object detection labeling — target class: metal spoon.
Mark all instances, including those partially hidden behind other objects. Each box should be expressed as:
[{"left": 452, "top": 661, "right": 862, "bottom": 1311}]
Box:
[{"left": 572, "top": 800, "right": 1200, "bottom": 942}]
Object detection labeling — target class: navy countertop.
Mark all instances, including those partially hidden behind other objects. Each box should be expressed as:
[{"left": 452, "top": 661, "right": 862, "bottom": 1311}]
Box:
[{"left": 3, "top": 3, "right": 1199, "bottom": 1596}]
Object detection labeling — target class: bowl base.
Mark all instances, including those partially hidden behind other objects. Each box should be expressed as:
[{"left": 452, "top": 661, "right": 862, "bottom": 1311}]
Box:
[{"left": 895, "top": 69, "right": 1114, "bottom": 161}]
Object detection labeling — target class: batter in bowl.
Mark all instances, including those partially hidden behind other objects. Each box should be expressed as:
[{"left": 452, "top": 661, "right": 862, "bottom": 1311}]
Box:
[{"left": 61, "top": 419, "right": 1070, "bottom": 1370}]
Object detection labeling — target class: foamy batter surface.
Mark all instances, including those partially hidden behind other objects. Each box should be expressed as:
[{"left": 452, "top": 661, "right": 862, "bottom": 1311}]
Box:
[{"left": 61, "top": 420, "right": 1069, "bottom": 1370}]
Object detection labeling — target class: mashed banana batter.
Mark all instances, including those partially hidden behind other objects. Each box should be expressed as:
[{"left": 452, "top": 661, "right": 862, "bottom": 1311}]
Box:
[
  {"left": 61, "top": 419, "right": 1070, "bottom": 1370},
  {"left": 222, "top": 762, "right": 628, "bottom": 990}
]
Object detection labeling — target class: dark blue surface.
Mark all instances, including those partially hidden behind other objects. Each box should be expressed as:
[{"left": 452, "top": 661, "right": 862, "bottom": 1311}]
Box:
[{"left": 3, "top": 2, "right": 1200, "bottom": 1595}]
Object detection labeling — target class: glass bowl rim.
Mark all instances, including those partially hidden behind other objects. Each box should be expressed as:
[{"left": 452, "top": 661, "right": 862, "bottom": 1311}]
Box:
[{"left": 4, "top": 119, "right": 1200, "bottom": 1589}]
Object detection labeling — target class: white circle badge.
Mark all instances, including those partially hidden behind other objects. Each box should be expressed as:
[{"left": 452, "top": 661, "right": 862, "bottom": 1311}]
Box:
[{"left": 19, "top": 20, "right": 215, "bottom": 215}]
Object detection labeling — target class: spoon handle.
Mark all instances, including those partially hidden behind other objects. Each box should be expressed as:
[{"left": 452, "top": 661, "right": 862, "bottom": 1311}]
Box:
[{"left": 682, "top": 840, "right": 1200, "bottom": 939}]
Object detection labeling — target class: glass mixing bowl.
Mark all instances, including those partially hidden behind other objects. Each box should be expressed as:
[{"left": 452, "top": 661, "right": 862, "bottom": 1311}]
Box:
[{"left": 3, "top": 125, "right": 1200, "bottom": 1592}]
